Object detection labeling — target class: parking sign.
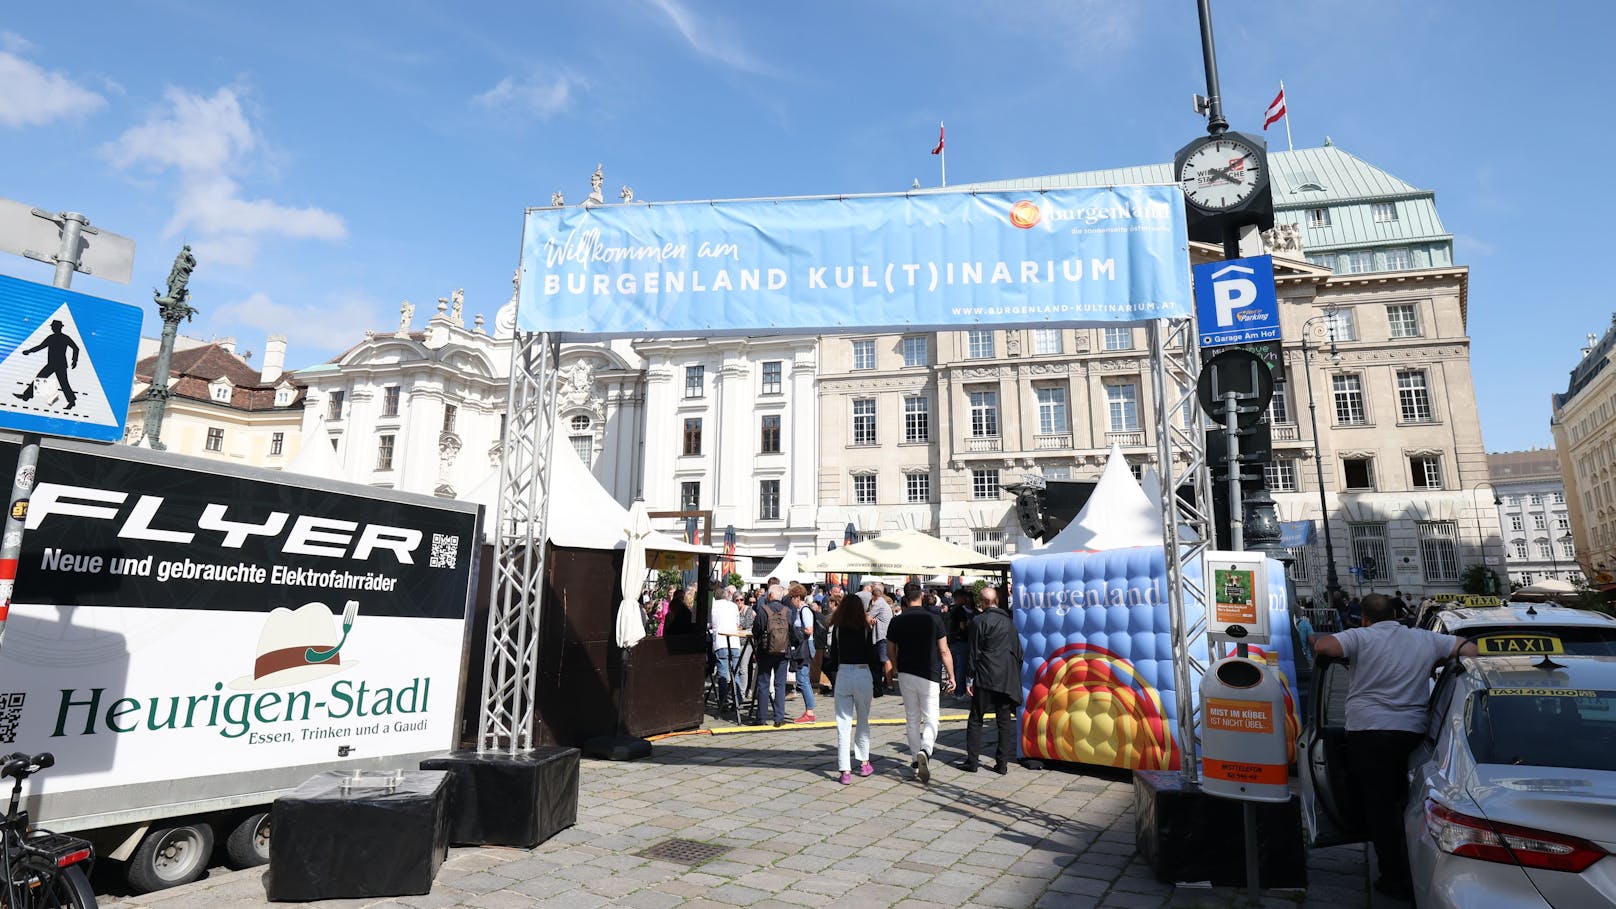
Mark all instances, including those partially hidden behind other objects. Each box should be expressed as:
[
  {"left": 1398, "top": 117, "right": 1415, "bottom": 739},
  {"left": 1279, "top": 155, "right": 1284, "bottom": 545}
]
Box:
[{"left": 1194, "top": 255, "right": 1280, "bottom": 348}]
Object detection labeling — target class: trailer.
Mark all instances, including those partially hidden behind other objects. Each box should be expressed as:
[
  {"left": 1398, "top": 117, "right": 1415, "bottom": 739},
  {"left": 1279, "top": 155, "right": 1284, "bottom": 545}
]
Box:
[{"left": 0, "top": 436, "right": 481, "bottom": 893}]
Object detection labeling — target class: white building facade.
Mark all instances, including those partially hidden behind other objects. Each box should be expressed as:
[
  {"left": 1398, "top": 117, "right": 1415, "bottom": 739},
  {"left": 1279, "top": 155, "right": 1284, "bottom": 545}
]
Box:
[{"left": 1488, "top": 449, "right": 1576, "bottom": 587}]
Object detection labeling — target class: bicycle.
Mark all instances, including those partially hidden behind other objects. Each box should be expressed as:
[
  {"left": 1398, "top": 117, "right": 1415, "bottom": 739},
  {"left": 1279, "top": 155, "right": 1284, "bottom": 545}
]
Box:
[{"left": 0, "top": 753, "right": 96, "bottom": 909}]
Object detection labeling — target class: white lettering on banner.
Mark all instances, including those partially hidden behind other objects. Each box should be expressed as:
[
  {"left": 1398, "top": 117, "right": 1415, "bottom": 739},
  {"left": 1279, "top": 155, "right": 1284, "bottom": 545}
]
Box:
[
  {"left": 543, "top": 227, "right": 688, "bottom": 268},
  {"left": 198, "top": 504, "right": 289, "bottom": 548},
  {"left": 121, "top": 495, "right": 196, "bottom": 544},
  {"left": 24, "top": 483, "right": 125, "bottom": 528},
  {"left": 284, "top": 516, "right": 360, "bottom": 558},
  {"left": 542, "top": 259, "right": 1117, "bottom": 298}
]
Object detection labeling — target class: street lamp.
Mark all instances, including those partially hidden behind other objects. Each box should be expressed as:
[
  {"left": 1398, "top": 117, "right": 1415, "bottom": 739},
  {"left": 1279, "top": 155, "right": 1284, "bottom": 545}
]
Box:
[
  {"left": 1298, "top": 305, "right": 1342, "bottom": 606},
  {"left": 1467, "top": 482, "right": 1501, "bottom": 594},
  {"left": 1552, "top": 531, "right": 1575, "bottom": 580}
]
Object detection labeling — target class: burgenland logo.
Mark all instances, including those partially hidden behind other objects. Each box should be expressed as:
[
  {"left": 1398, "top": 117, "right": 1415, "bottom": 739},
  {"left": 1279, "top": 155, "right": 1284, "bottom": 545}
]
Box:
[
  {"left": 1009, "top": 200, "right": 1042, "bottom": 229},
  {"left": 231, "top": 600, "right": 359, "bottom": 691}
]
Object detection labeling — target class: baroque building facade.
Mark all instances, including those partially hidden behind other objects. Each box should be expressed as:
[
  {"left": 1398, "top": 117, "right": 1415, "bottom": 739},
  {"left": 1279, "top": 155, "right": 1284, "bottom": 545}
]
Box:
[
  {"left": 1551, "top": 319, "right": 1616, "bottom": 593},
  {"left": 1487, "top": 448, "right": 1576, "bottom": 587},
  {"left": 126, "top": 334, "right": 306, "bottom": 467}
]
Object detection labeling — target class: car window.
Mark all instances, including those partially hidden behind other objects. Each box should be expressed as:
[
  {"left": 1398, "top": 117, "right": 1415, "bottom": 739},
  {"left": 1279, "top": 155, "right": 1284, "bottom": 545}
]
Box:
[
  {"left": 1427, "top": 665, "right": 1464, "bottom": 741},
  {"left": 1468, "top": 689, "right": 1616, "bottom": 772},
  {"left": 1320, "top": 661, "right": 1350, "bottom": 728},
  {"left": 1459, "top": 625, "right": 1616, "bottom": 656}
]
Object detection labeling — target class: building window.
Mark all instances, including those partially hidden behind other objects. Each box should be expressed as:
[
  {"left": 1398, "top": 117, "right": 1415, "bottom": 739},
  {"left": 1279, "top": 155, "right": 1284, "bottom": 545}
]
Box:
[
  {"left": 1396, "top": 370, "right": 1434, "bottom": 423},
  {"left": 852, "top": 399, "right": 877, "bottom": 445},
  {"left": 1387, "top": 304, "right": 1420, "bottom": 338},
  {"left": 1288, "top": 548, "right": 1312, "bottom": 582},
  {"left": 1552, "top": 492, "right": 1565, "bottom": 504},
  {"left": 1349, "top": 522, "right": 1388, "bottom": 579},
  {"left": 382, "top": 386, "right": 400, "bottom": 417},
  {"left": 327, "top": 390, "right": 345, "bottom": 421},
  {"left": 1509, "top": 515, "right": 1524, "bottom": 532},
  {"left": 1384, "top": 248, "right": 1412, "bottom": 271},
  {"left": 852, "top": 340, "right": 876, "bottom": 371},
  {"left": 904, "top": 396, "right": 929, "bottom": 443},
  {"left": 376, "top": 434, "right": 395, "bottom": 470},
  {"left": 1102, "top": 327, "right": 1132, "bottom": 351},
  {"left": 1371, "top": 202, "right": 1398, "bottom": 223},
  {"left": 1306, "top": 208, "right": 1330, "bottom": 228},
  {"left": 682, "top": 418, "right": 702, "bottom": 456},
  {"left": 210, "top": 383, "right": 231, "bottom": 403},
  {"left": 759, "top": 479, "right": 780, "bottom": 520},
  {"left": 761, "top": 361, "right": 783, "bottom": 395},
  {"left": 971, "top": 468, "right": 1000, "bottom": 500},
  {"left": 901, "top": 336, "right": 928, "bottom": 367},
  {"left": 1520, "top": 572, "right": 1535, "bottom": 585},
  {"left": 1512, "top": 540, "right": 1528, "bottom": 559},
  {"left": 967, "top": 330, "right": 994, "bottom": 359},
  {"left": 1332, "top": 374, "right": 1366, "bottom": 425},
  {"left": 680, "top": 481, "right": 700, "bottom": 510},
  {"left": 1342, "top": 251, "right": 1373, "bottom": 274},
  {"left": 270, "top": 432, "right": 284, "bottom": 456},
  {"left": 1324, "top": 309, "right": 1356, "bottom": 342},
  {"left": 1265, "top": 458, "right": 1298, "bottom": 492},
  {"left": 684, "top": 365, "right": 705, "bottom": 398},
  {"left": 275, "top": 386, "right": 294, "bottom": 407},
  {"left": 571, "top": 414, "right": 590, "bottom": 432},
  {"left": 972, "top": 529, "right": 1006, "bottom": 558},
  {"left": 852, "top": 474, "right": 877, "bottom": 505},
  {"left": 1419, "top": 521, "right": 1460, "bottom": 581},
  {"left": 205, "top": 427, "right": 224, "bottom": 452},
  {"left": 968, "top": 390, "right": 999, "bottom": 437},
  {"left": 570, "top": 435, "right": 593, "bottom": 466},
  {"left": 1036, "top": 386, "right": 1068, "bottom": 435},
  {"left": 1343, "top": 457, "right": 1375, "bottom": 491},
  {"left": 905, "top": 473, "right": 931, "bottom": 503},
  {"left": 1536, "top": 540, "right": 1553, "bottom": 560},
  {"left": 1033, "top": 329, "right": 1062, "bottom": 355},
  {"left": 442, "top": 403, "right": 458, "bottom": 433},
  {"left": 759, "top": 414, "right": 782, "bottom": 453},
  {"left": 1105, "top": 383, "right": 1140, "bottom": 432},
  {"left": 1268, "top": 373, "right": 1291, "bottom": 424},
  {"left": 1410, "top": 455, "right": 1443, "bottom": 489},
  {"left": 1533, "top": 513, "right": 1546, "bottom": 530},
  {"left": 1562, "top": 539, "right": 1576, "bottom": 558},
  {"left": 1530, "top": 494, "right": 1542, "bottom": 505},
  {"left": 1557, "top": 515, "right": 1571, "bottom": 530}
]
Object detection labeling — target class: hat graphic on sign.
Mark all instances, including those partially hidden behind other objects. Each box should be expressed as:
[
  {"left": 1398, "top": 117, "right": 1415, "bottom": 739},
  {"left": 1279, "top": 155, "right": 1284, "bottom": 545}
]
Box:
[{"left": 230, "top": 600, "right": 360, "bottom": 691}]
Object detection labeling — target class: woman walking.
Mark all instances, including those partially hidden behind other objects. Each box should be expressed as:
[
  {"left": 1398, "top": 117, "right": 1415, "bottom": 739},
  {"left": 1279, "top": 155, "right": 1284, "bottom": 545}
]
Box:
[
  {"left": 828, "top": 591, "right": 877, "bottom": 784},
  {"left": 788, "top": 584, "right": 817, "bottom": 723}
]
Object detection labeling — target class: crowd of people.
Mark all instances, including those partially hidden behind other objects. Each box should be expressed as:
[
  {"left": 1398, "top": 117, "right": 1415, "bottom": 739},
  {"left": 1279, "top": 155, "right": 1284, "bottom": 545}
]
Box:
[{"left": 695, "top": 577, "right": 1023, "bottom": 784}]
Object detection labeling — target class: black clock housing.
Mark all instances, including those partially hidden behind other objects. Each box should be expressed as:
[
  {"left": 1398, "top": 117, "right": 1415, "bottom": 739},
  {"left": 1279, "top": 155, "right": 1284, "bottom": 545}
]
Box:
[{"left": 1173, "top": 130, "right": 1275, "bottom": 245}]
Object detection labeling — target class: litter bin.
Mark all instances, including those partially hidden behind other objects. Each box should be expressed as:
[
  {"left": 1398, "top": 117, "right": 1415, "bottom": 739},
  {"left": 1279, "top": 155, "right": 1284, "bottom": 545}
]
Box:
[{"left": 1200, "top": 656, "right": 1290, "bottom": 803}]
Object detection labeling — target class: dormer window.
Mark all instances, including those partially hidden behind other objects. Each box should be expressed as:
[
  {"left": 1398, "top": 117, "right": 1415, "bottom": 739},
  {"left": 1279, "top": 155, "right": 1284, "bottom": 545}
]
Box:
[
  {"left": 275, "top": 384, "right": 295, "bottom": 407},
  {"left": 209, "top": 380, "right": 233, "bottom": 403}
]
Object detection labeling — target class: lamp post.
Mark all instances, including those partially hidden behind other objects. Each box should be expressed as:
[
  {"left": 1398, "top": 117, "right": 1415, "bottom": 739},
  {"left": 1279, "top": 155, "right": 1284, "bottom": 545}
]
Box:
[
  {"left": 1467, "top": 482, "right": 1501, "bottom": 594},
  {"left": 1552, "top": 531, "right": 1574, "bottom": 580},
  {"left": 1298, "top": 306, "right": 1342, "bottom": 606}
]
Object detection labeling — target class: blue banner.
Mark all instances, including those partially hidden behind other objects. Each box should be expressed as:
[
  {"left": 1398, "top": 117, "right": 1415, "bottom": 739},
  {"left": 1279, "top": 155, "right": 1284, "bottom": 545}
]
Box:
[
  {"left": 1279, "top": 520, "right": 1315, "bottom": 547},
  {"left": 517, "top": 186, "right": 1191, "bottom": 338}
]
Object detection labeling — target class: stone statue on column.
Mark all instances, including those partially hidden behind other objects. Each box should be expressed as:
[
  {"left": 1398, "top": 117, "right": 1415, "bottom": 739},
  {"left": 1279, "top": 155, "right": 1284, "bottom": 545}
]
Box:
[
  {"left": 141, "top": 245, "right": 199, "bottom": 451},
  {"left": 396, "top": 300, "right": 414, "bottom": 337}
]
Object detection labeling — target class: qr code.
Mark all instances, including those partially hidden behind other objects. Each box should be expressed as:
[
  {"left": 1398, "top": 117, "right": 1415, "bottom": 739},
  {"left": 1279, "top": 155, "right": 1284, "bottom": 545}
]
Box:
[
  {"left": 0, "top": 693, "right": 24, "bottom": 744},
  {"left": 429, "top": 534, "right": 459, "bottom": 570}
]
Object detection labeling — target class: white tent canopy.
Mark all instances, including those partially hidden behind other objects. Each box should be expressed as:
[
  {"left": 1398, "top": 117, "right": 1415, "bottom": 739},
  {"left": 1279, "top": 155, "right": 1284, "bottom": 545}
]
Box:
[
  {"left": 1040, "top": 444, "right": 1163, "bottom": 552},
  {"left": 284, "top": 415, "right": 344, "bottom": 478},
  {"left": 797, "top": 528, "right": 1005, "bottom": 576},
  {"left": 1509, "top": 578, "right": 1581, "bottom": 602}
]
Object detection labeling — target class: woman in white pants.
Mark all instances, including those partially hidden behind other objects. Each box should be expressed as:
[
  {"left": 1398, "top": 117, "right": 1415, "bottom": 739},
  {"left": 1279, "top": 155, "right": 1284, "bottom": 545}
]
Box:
[{"left": 828, "top": 592, "right": 877, "bottom": 784}]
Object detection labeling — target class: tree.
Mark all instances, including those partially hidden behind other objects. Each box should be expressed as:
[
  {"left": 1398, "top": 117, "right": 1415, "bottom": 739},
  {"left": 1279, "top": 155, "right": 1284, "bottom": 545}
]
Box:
[
  {"left": 655, "top": 567, "right": 683, "bottom": 597},
  {"left": 724, "top": 571, "right": 744, "bottom": 590},
  {"left": 1460, "top": 564, "right": 1502, "bottom": 596}
]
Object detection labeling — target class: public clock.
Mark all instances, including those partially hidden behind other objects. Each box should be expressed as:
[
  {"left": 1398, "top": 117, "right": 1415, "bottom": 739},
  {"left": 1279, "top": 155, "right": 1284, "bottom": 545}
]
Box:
[{"left": 1177, "top": 134, "right": 1265, "bottom": 213}]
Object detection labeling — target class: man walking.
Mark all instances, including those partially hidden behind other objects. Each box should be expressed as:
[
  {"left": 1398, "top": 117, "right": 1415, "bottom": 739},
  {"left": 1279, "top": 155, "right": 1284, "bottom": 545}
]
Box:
[
  {"left": 1313, "top": 593, "right": 1476, "bottom": 899},
  {"left": 751, "top": 583, "right": 802, "bottom": 727},
  {"left": 885, "top": 584, "right": 953, "bottom": 783},
  {"left": 959, "top": 588, "right": 1023, "bottom": 774},
  {"left": 14, "top": 320, "right": 79, "bottom": 410},
  {"left": 860, "top": 582, "right": 893, "bottom": 696}
]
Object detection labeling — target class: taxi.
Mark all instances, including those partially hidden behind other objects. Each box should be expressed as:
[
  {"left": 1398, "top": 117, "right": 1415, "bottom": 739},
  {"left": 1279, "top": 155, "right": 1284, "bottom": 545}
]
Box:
[{"left": 1418, "top": 604, "right": 1616, "bottom": 656}]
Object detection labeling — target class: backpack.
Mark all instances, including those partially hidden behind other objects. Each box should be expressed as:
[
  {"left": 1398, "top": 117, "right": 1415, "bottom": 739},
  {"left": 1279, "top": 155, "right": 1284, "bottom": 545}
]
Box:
[{"left": 764, "top": 602, "right": 792, "bottom": 656}]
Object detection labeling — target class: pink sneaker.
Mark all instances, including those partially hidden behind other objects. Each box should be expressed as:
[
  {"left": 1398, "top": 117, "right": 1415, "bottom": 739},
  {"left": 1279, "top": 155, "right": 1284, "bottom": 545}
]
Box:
[
  {"left": 839, "top": 771, "right": 852, "bottom": 785},
  {"left": 858, "top": 761, "right": 874, "bottom": 777}
]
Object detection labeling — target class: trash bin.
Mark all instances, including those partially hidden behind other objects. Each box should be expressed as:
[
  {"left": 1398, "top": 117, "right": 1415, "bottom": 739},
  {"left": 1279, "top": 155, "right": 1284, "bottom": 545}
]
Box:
[{"left": 1199, "top": 656, "right": 1290, "bottom": 803}]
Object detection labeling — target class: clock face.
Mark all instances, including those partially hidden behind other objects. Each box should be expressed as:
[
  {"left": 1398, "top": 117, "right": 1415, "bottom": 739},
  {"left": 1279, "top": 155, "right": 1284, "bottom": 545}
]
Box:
[{"left": 1179, "top": 138, "right": 1263, "bottom": 211}]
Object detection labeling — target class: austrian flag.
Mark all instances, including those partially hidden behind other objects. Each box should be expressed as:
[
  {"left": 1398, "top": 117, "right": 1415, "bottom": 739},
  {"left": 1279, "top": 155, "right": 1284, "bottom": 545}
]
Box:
[
  {"left": 931, "top": 123, "right": 945, "bottom": 155},
  {"left": 1263, "top": 88, "right": 1287, "bottom": 131}
]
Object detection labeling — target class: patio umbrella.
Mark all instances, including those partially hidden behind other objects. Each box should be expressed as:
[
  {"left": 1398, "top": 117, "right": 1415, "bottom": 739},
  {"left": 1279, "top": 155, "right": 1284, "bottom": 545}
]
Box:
[
  {"left": 844, "top": 522, "right": 859, "bottom": 591},
  {"left": 825, "top": 540, "right": 838, "bottom": 588},
  {"left": 615, "top": 501, "right": 651, "bottom": 649},
  {"left": 722, "top": 525, "right": 737, "bottom": 579}
]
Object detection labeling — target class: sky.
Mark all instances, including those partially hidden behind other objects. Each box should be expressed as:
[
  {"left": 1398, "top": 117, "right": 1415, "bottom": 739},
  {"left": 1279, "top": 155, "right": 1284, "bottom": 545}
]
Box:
[{"left": 0, "top": 0, "right": 1609, "bottom": 454}]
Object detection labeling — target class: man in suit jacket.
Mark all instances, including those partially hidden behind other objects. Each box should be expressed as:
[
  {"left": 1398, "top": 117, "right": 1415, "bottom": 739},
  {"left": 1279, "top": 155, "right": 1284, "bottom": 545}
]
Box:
[{"left": 958, "top": 587, "right": 1023, "bottom": 774}]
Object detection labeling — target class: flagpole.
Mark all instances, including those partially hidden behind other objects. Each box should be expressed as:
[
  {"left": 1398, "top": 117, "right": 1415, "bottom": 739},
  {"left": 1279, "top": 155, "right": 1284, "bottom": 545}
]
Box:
[
  {"left": 939, "top": 120, "right": 947, "bottom": 187},
  {"left": 1281, "top": 80, "right": 1294, "bottom": 153}
]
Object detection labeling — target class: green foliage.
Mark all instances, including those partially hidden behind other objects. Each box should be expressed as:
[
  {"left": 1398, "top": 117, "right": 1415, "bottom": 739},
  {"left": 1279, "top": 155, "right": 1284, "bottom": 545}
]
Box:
[
  {"left": 971, "top": 578, "right": 988, "bottom": 594},
  {"left": 655, "top": 567, "right": 683, "bottom": 597},
  {"left": 1460, "top": 564, "right": 1502, "bottom": 596},
  {"left": 724, "top": 571, "right": 744, "bottom": 590}
]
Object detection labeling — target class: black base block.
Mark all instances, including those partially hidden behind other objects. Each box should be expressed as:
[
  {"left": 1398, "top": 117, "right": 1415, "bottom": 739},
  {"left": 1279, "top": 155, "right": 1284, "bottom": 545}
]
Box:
[
  {"left": 583, "top": 734, "right": 653, "bottom": 761},
  {"left": 420, "top": 748, "right": 579, "bottom": 848},
  {"left": 267, "top": 770, "right": 450, "bottom": 902},
  {"left": 1134, "top": 770, "right": 1307, "bottom": 889}
]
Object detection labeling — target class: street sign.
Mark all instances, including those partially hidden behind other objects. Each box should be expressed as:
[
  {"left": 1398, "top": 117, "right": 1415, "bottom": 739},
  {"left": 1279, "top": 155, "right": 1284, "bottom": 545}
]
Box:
[
  {"left": 0, "top": 273, "right": 142, "bottom": 443},
  {"left": 1197, "top": 348, "right": 1273, "bottom": 427},
  {"left": 0, "top": 199, "right": 135, "bottom": 285},
  {"left": 1194, "top": 255, "right": 1279, "bottom": 349}
]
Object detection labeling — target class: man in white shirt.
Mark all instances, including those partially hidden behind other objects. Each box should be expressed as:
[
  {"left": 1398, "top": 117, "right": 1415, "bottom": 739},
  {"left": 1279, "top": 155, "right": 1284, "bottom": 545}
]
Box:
[
  {"left": 709, "top": 586, "right": 744, "bottom": 710},
  {"left": 1313, "top": 594, "right": 1477, "bottom": 900}
]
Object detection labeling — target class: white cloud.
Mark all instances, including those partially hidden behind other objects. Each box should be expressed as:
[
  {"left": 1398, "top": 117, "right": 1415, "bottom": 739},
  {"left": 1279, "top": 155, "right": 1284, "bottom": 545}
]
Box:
[
  {"left": 0, "top": 39, "right": 107, "bottom": 127},
  {"left": 210, "top": 291, "right": 381, "bottom": 357},
  {"left": 641, "top": 0, "right": 770, "bottom": 75},
  {"left": 472, "top": 72, "right": 578, "bottom": 119},
  {"left": 106, "top": 87, "right": 346, "bottom": 267}
]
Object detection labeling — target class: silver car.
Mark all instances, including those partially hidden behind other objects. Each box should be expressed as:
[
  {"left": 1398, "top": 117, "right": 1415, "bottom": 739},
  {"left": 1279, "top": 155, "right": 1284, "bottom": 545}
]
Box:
[{"left": 1300, "top": 649, "right": 1616, "bottom": 907}]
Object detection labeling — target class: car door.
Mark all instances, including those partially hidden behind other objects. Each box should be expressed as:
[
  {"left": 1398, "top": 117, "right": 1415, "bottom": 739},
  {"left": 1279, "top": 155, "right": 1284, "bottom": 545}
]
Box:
[{"left": 1298, "top": 656, "right": 1367, "bottom": 846}]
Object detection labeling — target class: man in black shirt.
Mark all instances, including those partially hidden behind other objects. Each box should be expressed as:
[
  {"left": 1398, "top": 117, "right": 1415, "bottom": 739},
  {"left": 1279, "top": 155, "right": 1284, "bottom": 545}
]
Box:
[
  {"left": 884, "top": 584, "right": 953, "bottom": 783},
  {"left": 959, "top": 587, "right": 1023, "bottom": 774}
]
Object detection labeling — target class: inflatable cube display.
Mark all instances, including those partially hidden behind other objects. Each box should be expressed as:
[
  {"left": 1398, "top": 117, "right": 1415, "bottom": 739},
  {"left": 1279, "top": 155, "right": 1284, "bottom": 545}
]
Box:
[{"left": 1012, "top": 546, "right": 1299, "bottom": 770}]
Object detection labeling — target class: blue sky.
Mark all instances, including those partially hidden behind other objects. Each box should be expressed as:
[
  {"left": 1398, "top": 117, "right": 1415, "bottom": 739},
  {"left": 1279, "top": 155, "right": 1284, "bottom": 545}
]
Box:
[{"left": 0, "top": 1, "right": 1607, "bottom": 453}]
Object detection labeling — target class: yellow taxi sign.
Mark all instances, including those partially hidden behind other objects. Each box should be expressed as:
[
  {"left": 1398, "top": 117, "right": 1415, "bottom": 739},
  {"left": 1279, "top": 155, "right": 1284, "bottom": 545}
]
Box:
[
  {"left": 1432, "top": 594, "right": 1504, "bottom": 606},
  {"left": 1475, "top": 634, "right": 1564, "bottom": 656}
]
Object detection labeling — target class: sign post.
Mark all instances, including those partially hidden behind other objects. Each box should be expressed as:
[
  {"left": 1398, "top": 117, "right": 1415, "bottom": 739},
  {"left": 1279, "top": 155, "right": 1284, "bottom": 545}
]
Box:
[{"left": 0, "top": 204, "right": 137, "bottom": 656}]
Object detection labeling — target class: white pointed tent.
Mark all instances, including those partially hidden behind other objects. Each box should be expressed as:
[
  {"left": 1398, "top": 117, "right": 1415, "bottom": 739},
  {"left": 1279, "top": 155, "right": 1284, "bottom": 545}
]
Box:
[
  {"left": 284, "top": 416, "right": 344, "bottom": 477},
  {"left": 1040, "top": 444, "right": 1164, "bottom": 552}
]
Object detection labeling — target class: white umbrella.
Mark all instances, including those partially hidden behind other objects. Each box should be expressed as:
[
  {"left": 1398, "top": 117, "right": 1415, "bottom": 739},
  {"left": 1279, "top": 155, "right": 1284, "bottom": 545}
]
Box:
[{"left": 615, "top": 500, "right": 651, "bottom": 649}]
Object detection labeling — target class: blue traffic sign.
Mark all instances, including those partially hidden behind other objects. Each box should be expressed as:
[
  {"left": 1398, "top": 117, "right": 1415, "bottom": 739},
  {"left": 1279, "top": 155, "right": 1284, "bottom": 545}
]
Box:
[
  {"left": 0, "top": 273, "right": 141, "bottom": 443},
  {"left": 1193, "top": 254, "right": 1280, "bottom": 348}
]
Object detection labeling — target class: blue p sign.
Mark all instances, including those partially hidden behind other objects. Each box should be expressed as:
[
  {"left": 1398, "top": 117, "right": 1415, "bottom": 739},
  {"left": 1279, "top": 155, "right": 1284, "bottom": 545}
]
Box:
[{"left": 1193, "top": 255, "right": 1280, "bottom": 349}]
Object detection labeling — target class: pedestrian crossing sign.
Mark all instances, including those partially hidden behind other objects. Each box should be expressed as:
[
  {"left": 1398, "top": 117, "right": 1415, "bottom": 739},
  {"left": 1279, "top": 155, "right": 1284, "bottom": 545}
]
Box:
[{"left": 0, "top": 273, "right": 142, "bottom": 443}]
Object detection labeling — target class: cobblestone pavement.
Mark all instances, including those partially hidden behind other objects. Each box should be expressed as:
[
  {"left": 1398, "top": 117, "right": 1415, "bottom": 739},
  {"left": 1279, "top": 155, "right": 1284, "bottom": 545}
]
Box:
[{"left": 102, "top": 692, "right": 1368, "bottom": 909}]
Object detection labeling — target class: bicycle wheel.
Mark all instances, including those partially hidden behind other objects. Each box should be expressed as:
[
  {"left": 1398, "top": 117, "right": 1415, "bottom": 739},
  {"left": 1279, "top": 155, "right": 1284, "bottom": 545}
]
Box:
[{"left": 5, "top": 858, "right": 96, "bottom": 909}]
